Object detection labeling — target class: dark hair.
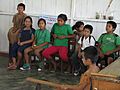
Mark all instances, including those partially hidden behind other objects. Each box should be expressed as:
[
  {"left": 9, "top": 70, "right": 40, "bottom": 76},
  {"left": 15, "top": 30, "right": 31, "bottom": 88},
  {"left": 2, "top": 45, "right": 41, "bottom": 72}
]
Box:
[
  {"left": 107, "top": 21, "right": 117, "bottom": 30},
  {"left": 72, "top": 21, "right": 84, "bottom": 30},
  {"left": 17, "top": 3, "right": 25, "bottom": 10},
  {"left": 37, "top": 18, "right": 46, "bottom": 26},
  {"left": 83, "top": 46, "right": 98, "bottom": 63},
  {"left": 57, "top": 14, "right": 67, "bottom": 22},
  {"left": 24, "top": 16, "right": 33, "bottom": 28},
  {"left": 84, "top": 24, "right": 93, "bottom": 34}
]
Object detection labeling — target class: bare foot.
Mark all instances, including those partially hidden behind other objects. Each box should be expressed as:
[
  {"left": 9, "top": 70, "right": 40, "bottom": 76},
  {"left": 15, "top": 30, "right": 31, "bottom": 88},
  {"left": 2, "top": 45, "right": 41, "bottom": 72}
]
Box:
[
  {"left": 7, "top": 63, "right": 13, "bottom": 69},
  {"left": 8, "top": 64, "right": 17, "bottom": 70}
]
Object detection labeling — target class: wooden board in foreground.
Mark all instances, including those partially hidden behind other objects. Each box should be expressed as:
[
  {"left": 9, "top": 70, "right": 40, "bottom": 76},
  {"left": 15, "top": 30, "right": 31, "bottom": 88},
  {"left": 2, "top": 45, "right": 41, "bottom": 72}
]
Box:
[
  {"left": 91, "top": 58, "right": 120, "bottom": 90},
  {"left": 26, "top": 77, "right": 77, "bottom": 90}
]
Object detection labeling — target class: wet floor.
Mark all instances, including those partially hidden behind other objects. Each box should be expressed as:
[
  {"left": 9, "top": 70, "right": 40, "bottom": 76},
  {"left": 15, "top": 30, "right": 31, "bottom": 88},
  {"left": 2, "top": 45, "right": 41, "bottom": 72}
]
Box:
[{"left": 0, "top": 56, "right": 80, "bottom": 90}]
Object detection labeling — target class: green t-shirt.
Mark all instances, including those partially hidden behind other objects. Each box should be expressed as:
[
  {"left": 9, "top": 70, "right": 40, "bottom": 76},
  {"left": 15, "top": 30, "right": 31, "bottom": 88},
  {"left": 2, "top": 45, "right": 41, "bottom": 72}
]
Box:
[
  {"left": 35, "top": 29, "right": 50, "bottom": 48},
  {"left": 98, "top": 33, "right": 120, "bottom": 54},
  {"left": 51, "top": 23, "right": 73, "bottom": 47}
]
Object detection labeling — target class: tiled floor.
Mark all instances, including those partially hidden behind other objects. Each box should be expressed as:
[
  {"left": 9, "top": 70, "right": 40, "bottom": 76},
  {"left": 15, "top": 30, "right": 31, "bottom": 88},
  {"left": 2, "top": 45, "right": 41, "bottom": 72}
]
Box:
[{"left": 0, "top": 56, "right": 80, "bottom": 90}]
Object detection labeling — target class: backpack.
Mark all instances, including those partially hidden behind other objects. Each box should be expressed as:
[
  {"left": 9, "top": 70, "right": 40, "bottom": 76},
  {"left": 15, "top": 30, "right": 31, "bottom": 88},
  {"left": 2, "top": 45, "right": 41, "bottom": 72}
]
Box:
[{"left": 81, "top": 35, "right": 98, "bottom": 47}]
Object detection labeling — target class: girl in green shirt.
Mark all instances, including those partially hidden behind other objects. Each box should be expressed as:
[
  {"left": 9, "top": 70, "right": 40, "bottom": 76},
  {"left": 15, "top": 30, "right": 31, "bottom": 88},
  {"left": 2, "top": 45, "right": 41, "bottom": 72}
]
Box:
[{"left": 20, "top": 18, "right": 50, "bottom": 71}]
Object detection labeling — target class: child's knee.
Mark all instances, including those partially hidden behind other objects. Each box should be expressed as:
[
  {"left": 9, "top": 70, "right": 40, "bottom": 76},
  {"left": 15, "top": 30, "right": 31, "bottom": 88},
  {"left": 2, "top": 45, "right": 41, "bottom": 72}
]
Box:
[
  {"left": 24, "top": 49, "right": 29, "bottom": 54},
  {"left": 18, "top": 51, "right": 22, "bottom": 55},
  {"left": 18, "top": 49, "right": 23, "bottom": 54},
  {"left": 34, "top": 50, "right": 40, "bottom": 56},
  {"left": 62, "top": 57, "right": 68, "bottom": 62},
  {"left": 42, "top": 50, "right": 50, "bottom": 59},
  {"left": 42, "top": 50, "right": 47, "bottom": 57},
  {"left": 60, "top": 54, "right": 68, "bottom": 62},
  {"left": 108, "top": 57, "right": 114, "bottom": 64}
]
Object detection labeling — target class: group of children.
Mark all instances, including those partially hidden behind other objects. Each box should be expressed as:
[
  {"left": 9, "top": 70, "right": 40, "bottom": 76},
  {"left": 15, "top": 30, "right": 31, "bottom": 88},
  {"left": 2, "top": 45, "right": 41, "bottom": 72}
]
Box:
[
  {"left": 6, "top": 3, "right": 120, "bottom": 90},
  {"left": 56, "top": 20, "right": 120, "bottom": 90},
  {"left": 7, "top": 3, "right": 74, "bottom": 71},
  {"left": 8, "top": 3, "right": 120, "bottom": 72},
  {"left": 8, "top": 3, "right": 51, "bottom": 70},
  {"left": 72, "top": 20, "right": 120, "bottom": 76}
]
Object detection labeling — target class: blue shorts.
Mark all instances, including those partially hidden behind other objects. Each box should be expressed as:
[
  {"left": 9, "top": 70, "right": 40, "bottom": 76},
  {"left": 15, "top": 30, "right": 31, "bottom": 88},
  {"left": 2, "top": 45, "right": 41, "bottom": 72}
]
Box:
[{"left": 10, "top": 43, "right": 31, "bottom": 58}]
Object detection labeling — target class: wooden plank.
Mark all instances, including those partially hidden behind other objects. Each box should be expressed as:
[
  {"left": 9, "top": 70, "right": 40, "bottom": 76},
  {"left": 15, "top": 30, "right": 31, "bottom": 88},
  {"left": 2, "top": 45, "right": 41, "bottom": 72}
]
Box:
[
  {"left": 99, "top": 58, "right": 120, "bottom": 76},
  {"left": 91, "top": 58, "right": 120, "bottom": 90},
  {"left": 92, "top": 79, "right": 120, "bottom": 90},
  {"left": 26, "top": 77, "right": 62, "bottom": 88},
  {"left": 26, "top": 77, "right": 77, "bottom": 89},
  {"left": 91, "top": 73, "right": 117, "bottom": 79}
]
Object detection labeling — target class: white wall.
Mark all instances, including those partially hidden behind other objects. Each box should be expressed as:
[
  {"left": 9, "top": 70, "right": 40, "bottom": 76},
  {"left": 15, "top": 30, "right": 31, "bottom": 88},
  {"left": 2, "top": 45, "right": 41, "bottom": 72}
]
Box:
[
  {"left": 23, "top": 0, "right": 72, "bottom": 18},
  {"left": 74, "top": 0, "right": 120, "bottom": 20},
  {"left": 73, "top": 0, "right": 120, "bottom": 39},
  {"left": 0, "top": 0, "right": 23, "bottom": 52},
  {"left": 0, "top": 0, "right": 120, "bottom": 53},
  {"left": 0, "top": 0, "right": 42, "bottom": 52}
]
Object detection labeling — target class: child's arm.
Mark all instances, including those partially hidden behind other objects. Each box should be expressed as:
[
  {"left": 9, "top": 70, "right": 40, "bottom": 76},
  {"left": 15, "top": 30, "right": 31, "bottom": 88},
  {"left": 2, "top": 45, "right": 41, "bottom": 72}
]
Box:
[
  {"left": 19, "top": 34, "right": 35, "bottom": 46},
  {"left": 105, "top": 45, "right": 120, "bottom": 55},
  {"left": 77, "top": 37, "right": 82, "bottom": 58},
  {"left": 66, "top": 34, "right": 75, "bottom": 39},
  {"left": 31, "top": 40, "right": 36, "bottom": 49},
  {"left": 77, "top": 44, "right": 82, "bottom": 58},
  {"left": 32, "top": 40, "right": 36, "bottom": 46},
  {"left": 33, "top": 30, "right": 50, "bottom": 49},
  {"left": 32, "top": 42, "right": 49, "bottom": 49},
  {"left": 17, "top": 38, "right": 20, "bottom": 45},
  {"left": 12, "top": 15, "right": 18, "bottom": 32},
  {"left": 17, "top": 32, "right": 21, "bottom": 45},
  {"left": 57, "top": 24, "right": 74, "bottom": 39},
  {"left": 57, "top": 34, "right": 74, "bottom": 40},
  {"left": 97, "top": 45, "right": 104, "bottom": 58},
  {"left": 97, "top": 34, "right": 105, "bottom": 58}
]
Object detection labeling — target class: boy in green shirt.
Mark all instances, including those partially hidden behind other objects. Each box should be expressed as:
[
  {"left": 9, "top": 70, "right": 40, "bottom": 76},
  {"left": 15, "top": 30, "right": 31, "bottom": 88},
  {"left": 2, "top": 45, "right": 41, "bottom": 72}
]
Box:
[
  {"left": 42, "top": 14, "right": 74, "bottom": 71},
  {"left": 97, "top": 21, "right": 120, "bottom": 67}
]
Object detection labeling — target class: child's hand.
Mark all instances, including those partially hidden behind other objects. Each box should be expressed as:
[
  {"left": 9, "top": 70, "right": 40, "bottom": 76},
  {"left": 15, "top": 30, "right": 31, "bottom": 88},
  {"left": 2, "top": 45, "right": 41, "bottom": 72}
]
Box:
[
  {"left": 32, "top": 45, "right": 36, "bottom": 49},
  {"left": 78, "top": 51, "right": 82, "bottom": 58},
  {"left": 32, "top": 45, "right": 39, "bottom": 49},
  {"left": 19, "top": 42, "right": 24, "bottom": 46},
  {"left": 57, "top": 36, "right": 66, "bottom": 39},
  {"left": 31, "top": 45, "right": 34, "bottom": 49},
  {"left": 15, "top": 29, "right": 21, "bottom": 34},
  {"left": 12, "top": 27, "right": 17, "bottom": 33},
  {"left": 53, "top": 34, "right": 58, "bottom": 39},
  {"left": 105, "top": 51, "right": 113, "bottom": 56},
  {"left": 99, "top": 52, "right": 104, "bottom": 58},
  {"left": 12, "top": 30, "right": 17, "bottom": 33},
  {"left": 74, "top": 31, "right": 79, "bottom": 35},
  {"left": 18, "top": 41, "right": 20, "bottom": 45},
  {"left": 12, "top": 28, "right": 20, "bottom": 33}
]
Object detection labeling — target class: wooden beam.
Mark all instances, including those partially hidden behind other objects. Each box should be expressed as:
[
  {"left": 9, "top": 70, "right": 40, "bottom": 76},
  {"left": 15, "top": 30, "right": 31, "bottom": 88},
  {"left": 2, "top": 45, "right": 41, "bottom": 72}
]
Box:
[
  {"left": 26, "top": 77, "right": 77, "bottom": 89},
  {"left": 91, "top": 73, "right": 117, "bottom": 79}
]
